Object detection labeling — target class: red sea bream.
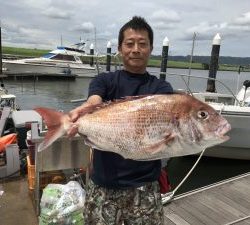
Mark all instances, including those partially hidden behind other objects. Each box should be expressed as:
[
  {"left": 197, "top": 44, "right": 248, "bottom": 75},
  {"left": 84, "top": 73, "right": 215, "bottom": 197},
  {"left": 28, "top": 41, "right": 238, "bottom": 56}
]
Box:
[{"left": 35, "top": 94, "right": 231, "bottom": 160}]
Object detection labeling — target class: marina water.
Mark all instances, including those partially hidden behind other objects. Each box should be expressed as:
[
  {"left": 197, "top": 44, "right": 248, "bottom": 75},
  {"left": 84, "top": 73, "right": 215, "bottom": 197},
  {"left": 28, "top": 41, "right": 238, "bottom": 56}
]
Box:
[{"left": 3, "top": 68, "right": 250, "bottom": 194}]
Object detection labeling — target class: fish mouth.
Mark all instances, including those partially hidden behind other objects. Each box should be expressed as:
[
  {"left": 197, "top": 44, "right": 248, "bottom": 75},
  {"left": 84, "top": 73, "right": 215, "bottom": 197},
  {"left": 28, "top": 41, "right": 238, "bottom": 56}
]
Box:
[{"left": 215, "top": 122, "right": 231, "bottom": 140}]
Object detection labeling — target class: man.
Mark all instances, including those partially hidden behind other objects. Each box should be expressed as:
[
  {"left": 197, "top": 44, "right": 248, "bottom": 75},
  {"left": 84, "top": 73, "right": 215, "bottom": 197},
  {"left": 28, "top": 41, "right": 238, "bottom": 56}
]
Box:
[{"left": 69, "top": 16, "right": 173, "bottom": 225}]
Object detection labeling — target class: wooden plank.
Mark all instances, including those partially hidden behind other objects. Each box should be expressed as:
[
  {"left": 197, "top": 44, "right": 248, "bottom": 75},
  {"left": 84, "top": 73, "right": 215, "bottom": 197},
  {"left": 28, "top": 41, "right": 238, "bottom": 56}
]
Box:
[
  {"left": 164, "top": 175, "right": 250, "bottom": 225},
  {"left": 178, "top": 199, "right": 219, "bottom": 225},
  {"left": 163, "top": 218, "right": 176, "bottom": 225},
  {"left": 236, "top": 220, "right": 250, "bottom": 225},
  {"left": 218, "top": 185, "right": 250, "bottom": 212},
  {"left": 163, "top": 213, "right": 178, "bottom": 225},
  {"left": 164, "top": 204, "right": 200, "bottom": 225},
  {"left": 233, "top": 179, "right": 250, "bottom": 192},
  {"left": 212, "top": 190, "right": 250, "bottom": 215},
  {"left": 163, "top": 209, "right": 191, "bottom": 225},
  {"left": 187, "top": 194, "right": 229, "bottom": 224},
  {"left": 243, "top": 176, "right": 250, "bottom": 185},
  {"left": 226, "top": 182, "right": 250, "bottom": 203},
  {"left": 226, "top": 217, "right": 250, "bottom": 225},
  {"left": 164, "top": 200, "right": 206, "bottom": 225},
  {"left": 195, "top": 194, "right": 242, "bottom": 222}
]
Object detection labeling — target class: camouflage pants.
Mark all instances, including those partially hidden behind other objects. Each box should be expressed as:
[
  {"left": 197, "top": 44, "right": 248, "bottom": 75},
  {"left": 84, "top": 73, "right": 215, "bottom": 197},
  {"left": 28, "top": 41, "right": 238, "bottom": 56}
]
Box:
[{"left": 84, "top": 180, "right": 164, "bottom": 225}]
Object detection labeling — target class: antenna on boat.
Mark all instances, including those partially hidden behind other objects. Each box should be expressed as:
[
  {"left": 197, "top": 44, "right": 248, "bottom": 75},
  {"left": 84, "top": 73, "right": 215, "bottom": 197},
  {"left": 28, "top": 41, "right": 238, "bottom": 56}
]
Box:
[
  {"left": 236, "top": 65, "right": 243, "bottom": 95},
  {"left": 94, "top": 27, "right": 97, "bottom": 54},
  {"left": 187, "top": 32, "right": 196, "bottom": 89},
  {"left": 60, "top": 34, "right": 63, "bottom": 46},
  {"left": 0, "top": 21, "right": 4, "bottom": 84}
]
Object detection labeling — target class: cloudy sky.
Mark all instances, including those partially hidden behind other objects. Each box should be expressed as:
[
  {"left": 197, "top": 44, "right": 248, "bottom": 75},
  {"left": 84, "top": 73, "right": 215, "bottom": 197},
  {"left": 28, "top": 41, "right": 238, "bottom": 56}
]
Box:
[{"left": 1, "top": 0, "right": 250, "bottom": 57}]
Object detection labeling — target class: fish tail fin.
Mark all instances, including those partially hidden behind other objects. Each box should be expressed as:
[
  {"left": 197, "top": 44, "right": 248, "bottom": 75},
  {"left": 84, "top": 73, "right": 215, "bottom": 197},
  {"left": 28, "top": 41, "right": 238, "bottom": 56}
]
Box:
[{"left": 34, "top": 107, "right": 67, "bottom": 152}]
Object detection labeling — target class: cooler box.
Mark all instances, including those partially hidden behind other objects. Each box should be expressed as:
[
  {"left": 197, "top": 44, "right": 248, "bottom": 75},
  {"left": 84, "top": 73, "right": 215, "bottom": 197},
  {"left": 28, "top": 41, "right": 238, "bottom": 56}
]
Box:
[{"left": 11, "top": 110, "right": 42, "bottom": 150}]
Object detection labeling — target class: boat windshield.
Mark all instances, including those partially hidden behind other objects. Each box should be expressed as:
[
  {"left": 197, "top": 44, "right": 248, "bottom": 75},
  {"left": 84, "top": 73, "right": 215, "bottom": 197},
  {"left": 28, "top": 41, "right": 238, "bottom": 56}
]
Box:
[
  {"left": 42, "top": 53, "right": 56, "bottom": 59},
  {"left": 50, "top": 54, "right": 76, "bottom": 61}
]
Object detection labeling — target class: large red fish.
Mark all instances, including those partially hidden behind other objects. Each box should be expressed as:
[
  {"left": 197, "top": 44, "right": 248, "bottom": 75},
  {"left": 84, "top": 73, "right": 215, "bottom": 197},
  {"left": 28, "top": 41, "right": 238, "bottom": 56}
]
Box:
[{"left": 35, "top": 94, "right": 231, "bottom": 160}]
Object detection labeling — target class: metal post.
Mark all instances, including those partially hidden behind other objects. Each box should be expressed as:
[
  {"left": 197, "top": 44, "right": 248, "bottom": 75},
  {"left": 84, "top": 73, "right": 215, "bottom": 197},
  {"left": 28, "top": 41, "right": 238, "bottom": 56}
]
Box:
[
  {"left": 236, "top": 65, "right": 243, "bottom": 95},
  {"left": 159, "top": 37, "right": 169, "bottom": 80},
  {"left": 187, "top": 33, "right": 196, "bottom": 88},
  {"left": 0, "top": 25, "right": 2, "bottom": 76},
  {"left": 89, "top": 43, "right": 94, "bottom": 66},
  {"left": 60, "top": 34, "right": 63, "bottom": 46},
  {"left": 206, "top": 33, "right": 221, "bottom": 92},
  {"left": 106, "top": 41, "right": 111, "bottom": 72}
]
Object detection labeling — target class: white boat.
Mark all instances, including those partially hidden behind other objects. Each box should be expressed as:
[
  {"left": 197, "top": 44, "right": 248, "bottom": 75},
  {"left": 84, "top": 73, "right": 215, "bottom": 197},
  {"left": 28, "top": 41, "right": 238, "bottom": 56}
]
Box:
[
  {"left": 2, "top": 42, "right": 102, "bottom": 78},
  {"left": 192, "top": 79, "right": 250, "bottom": 160}
]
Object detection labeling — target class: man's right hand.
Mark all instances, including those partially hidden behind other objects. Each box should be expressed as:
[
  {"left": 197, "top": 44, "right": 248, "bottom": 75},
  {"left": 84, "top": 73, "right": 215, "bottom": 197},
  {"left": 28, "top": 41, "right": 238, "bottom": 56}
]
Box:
[
  {"left": 67, "top": 95, "right": 103, "bottom": 137},
  {"left": 67, "top": 105, "right": 85, "bottom": 137}
]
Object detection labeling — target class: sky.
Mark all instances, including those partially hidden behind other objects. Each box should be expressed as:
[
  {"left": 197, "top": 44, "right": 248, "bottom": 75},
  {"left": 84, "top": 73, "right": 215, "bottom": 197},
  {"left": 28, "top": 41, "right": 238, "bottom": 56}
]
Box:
[{"left": 0, "top": 0, "right": 250, "bottom": 57}]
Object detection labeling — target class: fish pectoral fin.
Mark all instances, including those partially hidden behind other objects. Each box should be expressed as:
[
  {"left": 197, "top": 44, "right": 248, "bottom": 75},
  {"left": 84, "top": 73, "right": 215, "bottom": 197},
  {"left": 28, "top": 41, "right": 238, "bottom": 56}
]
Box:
[
  {"left": 163, "top": 132, "right": 176, "bottom": 144},
  {"left": 144, "top": 133, "right": 176, "bottom": 154},
  {"left": 83, "top": 136, "right": 102, "bottom": 150}
]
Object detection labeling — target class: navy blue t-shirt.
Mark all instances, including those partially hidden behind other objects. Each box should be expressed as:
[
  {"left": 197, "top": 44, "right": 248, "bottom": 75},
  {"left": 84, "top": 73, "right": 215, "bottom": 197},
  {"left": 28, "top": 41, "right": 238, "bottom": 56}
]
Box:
[{"left": 88, "top": 70, "right": 173, "bottom": 189}]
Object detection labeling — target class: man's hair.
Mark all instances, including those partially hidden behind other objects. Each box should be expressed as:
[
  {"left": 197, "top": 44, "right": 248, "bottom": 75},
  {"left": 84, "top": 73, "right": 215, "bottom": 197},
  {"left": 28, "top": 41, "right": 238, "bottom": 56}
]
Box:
[{"left": 118, "top": 16, "right": 153, "bottom": 47}]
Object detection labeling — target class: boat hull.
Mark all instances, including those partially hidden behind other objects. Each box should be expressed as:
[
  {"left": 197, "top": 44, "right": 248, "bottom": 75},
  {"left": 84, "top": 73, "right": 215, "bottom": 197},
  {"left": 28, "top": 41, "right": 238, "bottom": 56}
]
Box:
[
  {"left": 193, "top": 92, "right": 250, "bottom": 160},
  {"left": 206, "top": 113, "right": 250, "bottom": 160},
  {"left": 3, "top": 60, "right": 99, "bottom": 78}
]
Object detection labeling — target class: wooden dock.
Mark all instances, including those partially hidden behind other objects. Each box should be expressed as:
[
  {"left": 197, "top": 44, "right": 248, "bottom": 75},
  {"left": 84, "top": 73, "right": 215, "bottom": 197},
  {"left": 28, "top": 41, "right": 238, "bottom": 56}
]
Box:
[{"left": 163, "top": 172, "right": 250, "bottom": 225}]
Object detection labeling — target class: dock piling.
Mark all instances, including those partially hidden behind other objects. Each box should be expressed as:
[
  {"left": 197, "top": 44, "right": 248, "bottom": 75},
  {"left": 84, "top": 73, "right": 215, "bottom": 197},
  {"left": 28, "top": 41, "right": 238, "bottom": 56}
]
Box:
[
  {"left": 159, "top": 37, "right": 169, "bottom": 80},
  {"left": 89, "top": 43, "right": 94, "bottom": 66},
  {"left": 206, "top": 33, "right": 221, "bottom": 92},
  {"left": 0, "top": 25, "right": 3, "bottom": 79},
  {"left": 106, "top": 41, "right": 111, "bottom": 72}
]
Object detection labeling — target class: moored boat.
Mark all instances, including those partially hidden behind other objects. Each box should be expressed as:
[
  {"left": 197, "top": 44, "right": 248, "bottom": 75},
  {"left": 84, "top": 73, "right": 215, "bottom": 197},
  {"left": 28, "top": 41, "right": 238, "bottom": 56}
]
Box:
[{"left": 2, "top": 42, "right": 103, "bottom": 78}]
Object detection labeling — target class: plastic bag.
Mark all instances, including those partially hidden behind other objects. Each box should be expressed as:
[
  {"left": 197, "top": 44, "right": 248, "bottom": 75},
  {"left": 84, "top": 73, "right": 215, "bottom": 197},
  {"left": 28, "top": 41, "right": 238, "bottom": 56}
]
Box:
[{"left": 39, "top": 181, "right": 85, "bottom": 225}]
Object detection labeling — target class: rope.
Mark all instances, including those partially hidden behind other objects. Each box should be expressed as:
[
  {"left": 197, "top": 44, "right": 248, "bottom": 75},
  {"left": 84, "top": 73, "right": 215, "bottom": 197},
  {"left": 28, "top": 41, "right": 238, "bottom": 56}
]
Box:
[{"left": 162, "top": 147, "right": 206, "bottom": 204}]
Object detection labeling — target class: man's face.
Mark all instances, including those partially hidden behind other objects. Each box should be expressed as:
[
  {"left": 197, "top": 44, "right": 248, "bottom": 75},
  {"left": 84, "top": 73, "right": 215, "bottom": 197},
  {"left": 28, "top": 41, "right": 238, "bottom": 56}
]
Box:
[{"left": 118, "top": 28, "right": 153, "bottom": 74}]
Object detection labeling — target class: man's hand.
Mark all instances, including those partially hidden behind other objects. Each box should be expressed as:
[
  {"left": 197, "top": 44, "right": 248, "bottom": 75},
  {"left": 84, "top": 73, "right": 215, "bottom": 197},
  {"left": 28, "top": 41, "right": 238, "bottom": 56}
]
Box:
[
  {"left": 67, "top": 95, "right": 103, "bottom": 137},
  {"left": 67, "top": 106, "right": 84, "bottom": 137}
]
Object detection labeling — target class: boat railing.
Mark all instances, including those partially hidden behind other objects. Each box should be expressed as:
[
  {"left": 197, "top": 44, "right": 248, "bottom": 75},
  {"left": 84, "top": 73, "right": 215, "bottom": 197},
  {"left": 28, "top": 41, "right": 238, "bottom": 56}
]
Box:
[
  {"left": 111, "top": 53, "right": 122, "bottom": 71},
  {"left": 151, "top": 71, "right": 241, "bottom": 105}
]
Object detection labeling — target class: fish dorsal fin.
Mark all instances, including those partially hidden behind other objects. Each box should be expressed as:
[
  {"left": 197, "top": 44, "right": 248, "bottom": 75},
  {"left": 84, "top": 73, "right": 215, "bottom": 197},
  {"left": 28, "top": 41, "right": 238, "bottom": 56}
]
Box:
[
  {"left": 107, "top": 95, "right": 150, "bottom": 105},
  {"left": 120, "top": 95, "right": 149, "bottom": 101},
  {"left": 78, "top": 95, "right": 150, "bottom": 115},
  {"left": 78, "top": 103, "right": 104, "bottom": 116}
]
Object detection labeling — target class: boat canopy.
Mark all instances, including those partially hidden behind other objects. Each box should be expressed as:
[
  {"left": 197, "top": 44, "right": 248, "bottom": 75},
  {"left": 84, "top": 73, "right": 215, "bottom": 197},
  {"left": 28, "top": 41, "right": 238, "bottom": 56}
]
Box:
[
  {"left": 57, "top": 46, "right": 85, "bottom": 54},
  {"left": 50, "top": 54, "right": 76, "bottom": 62}
]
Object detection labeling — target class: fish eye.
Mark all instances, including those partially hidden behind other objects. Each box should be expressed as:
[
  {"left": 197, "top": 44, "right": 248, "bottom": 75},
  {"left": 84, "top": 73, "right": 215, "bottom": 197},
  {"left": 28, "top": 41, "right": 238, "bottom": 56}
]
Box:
[{"left": 197, "top": 111, "right": 209, "bottom": 120}]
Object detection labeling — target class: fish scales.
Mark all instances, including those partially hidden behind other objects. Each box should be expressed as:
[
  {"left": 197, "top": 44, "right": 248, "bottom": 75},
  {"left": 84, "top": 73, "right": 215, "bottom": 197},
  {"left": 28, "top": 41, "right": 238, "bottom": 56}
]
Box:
[{"left": 78, "top": 96, "right": 175, "bottom": 159}]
